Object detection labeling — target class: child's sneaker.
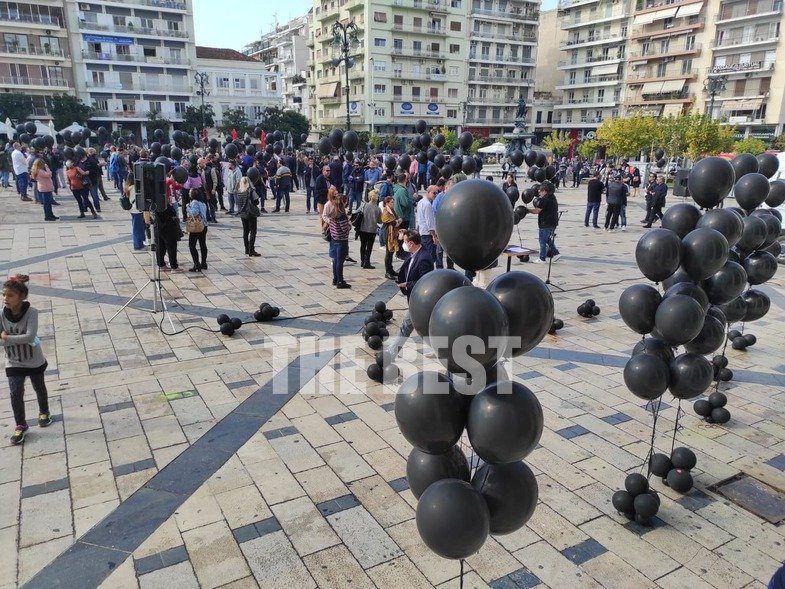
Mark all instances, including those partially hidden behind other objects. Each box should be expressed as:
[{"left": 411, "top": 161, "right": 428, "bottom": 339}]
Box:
[
  {"left": 11, "top": 425, "right": 28, "bottom": 445},
  {"left": 39, "top": 413, "right": 53, "bottom": 427}
]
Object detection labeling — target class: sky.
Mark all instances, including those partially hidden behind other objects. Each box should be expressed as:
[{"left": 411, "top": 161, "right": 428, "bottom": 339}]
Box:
[{"left": 193, "top": 0, "right": 558, "bottom": 51}]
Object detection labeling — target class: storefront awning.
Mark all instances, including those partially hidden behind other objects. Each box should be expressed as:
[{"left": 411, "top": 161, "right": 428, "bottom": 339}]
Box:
[
  {"left": 676, "top": 2, "right": 704, "bottom": 17},
  {"left": 592, "top": 64, "right": 619, "bottom": 76},
  {"left": 660, "top": 79, "right": 686, "bottom": 93},
  {"left": 316, "top": 82, "right": 339, "bottom": 99}
]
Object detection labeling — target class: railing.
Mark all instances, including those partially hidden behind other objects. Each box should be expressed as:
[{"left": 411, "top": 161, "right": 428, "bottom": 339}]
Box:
[
  {"left": 558, "top": 55, "right": 624, "bottom": 67},
  {"left": 471, "top": 8, "right": 539, "bottom": 20},
  {"left": 391, "top": 23, "right": 448, "bottom": 35},
  {"left": 629, "top": 43, "right": 701, "bottom": 57},
  {"left": 1, "top": 44, "right": 65, "bottom": 57},
  {"left": 85, "top": 80, "right": 190, "bottom": 92},
  {"left": 561, "top": 32, "right": 624, "bottom": 47},
  {"left": 393, "top": 71, "right": 446, "bottom": 81},
  {"left": 464, "top": 116, "right": 508, "bottom": 124},
  {"left": 712, "top": 34, "right": 779, "bottom": 47},
  {"left": 561, "top": 10, "right": 629, "bottom": 28},
  {"left": 82, "top": 50, "right": 188, "bottom": 65},
  {"left": 559, "top": 75, "right": 622, "bottom": 85},
  {"left": 0, "top": 76, "right": 69, "bottom": 87},
  {"left": 91, "top": 109, "right": 185, "bottom": 119},
  {"left": 468, "top": 95, "right": 519, "bottom": 103},
  {"left": 631, "top": 18, "right": 706, "bottom": 38},
  {"left": 707, "top": 61, "right": 775, "bottom": 75},
  {"left": 78, "top": 20, "right": 189, "bottom": 38},
  {"left": 31, "top": 107, "right": 49, "bottom": 116},
  {"left": 716, "top": 2, "right": 781, "bottom": 21},
  {"left": 558, "top": 0, "right": 601, "bottom": 11},
  {"left": 626, "top": 91, "right": 695, "bottom": 102},
  {"left": 469, "top": 74, "right": 534, "bottom": 83},
  {"left": 98, "top": 0, "right": 186, "bottom": 10},
  {"left": 627, "top": 72, "right": 694, "bottom": 81},
  {"left": 211, "top": 87, "right": 279, "bottom": 99},
  {"left": 392, "top": 0, "right": 449, "bottom": 11},
  {"left": 0, "top": 12, "right": 60, "bottom": 26},
  {"left": 635, "top": 0, "right": 700, "bottom": 11},
  {"left": 469, "top": 53, "right": 536, "bottom": 65},
  {"left": 391, "top": 47, "right": 445, "bottom": 59},
  {"left": 470, "top": 30, "right": 537, "bottom": 42}
]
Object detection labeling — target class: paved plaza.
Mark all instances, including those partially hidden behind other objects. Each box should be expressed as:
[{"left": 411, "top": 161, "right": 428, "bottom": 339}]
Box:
[{"left": 1, "top": 180, "right": 785, "bottom": 589}]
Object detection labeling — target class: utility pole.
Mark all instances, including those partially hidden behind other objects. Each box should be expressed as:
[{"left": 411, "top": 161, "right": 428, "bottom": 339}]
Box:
[
  {"left": 704, "top": 75, "right": 727, "bottom": 120},
  {"left": 331, "top": 20, "right": 360, "bottom": 130},
  {"left": 369, "top": 57, "right": 375, "bottom": 137},
  {"left": 194, "top": 71, "right": 210, "bottom": 140}
]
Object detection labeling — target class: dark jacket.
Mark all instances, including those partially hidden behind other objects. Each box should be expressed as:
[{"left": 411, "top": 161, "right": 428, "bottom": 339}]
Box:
[
  {"left": 314, "top": 174, "right": 330, "bottom": 201},
  {"left": 329, "top": 159, "right": 344, "bottom": 188},
  {"left": 85, "top": 155, "right": 101, "bottom": 182},
  {"left": 653, "top": 182, "right": 668, "bottom": 207},
  {"left": 397, "top": 248, "right": 435, "bottom": 299},
  {"left": 303, "top": 164, "right": 315, "bottom": 186}
]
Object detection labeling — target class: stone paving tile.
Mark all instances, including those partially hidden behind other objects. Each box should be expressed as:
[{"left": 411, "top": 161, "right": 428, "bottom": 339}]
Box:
[
  {"left": 182, "top": 520, "right": 251, "bottom": 588},
  {"left": 240, "top": 530, "right": 316, "bottom": 589}
]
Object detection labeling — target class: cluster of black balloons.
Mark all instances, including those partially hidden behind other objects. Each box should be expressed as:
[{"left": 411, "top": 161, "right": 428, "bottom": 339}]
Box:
[
  {"left": 217, "top": 314, "right": 243, "bottom": 336},
  {"left": 650, "top": 447, "right": 697, "bottom": 494},
  {"left": 577, "top": 299, "right": 600, "bottom": 319},
  {"left": 362, "top": 309, "right": 392, "bottom": 352},
  {"left": 728, "top": 329, "right": 756, "bottom": 351},
  {"left": 612, "top": 474, "right": 660, "bottom": 525},
  {"left": 253, "top": 303, "right": 280, "bottom": 322},
  {"left": 694, "top": 391, "right": 731, "bottom": 424},
  {"left": 367, "top": 349, "right": 400, "bottom": 384},
  {"left": 710, "top": 354, "right": 733, "bottom": 383},
  {"left": 548, "top": 318, "right": 564, "bottom": 335}
]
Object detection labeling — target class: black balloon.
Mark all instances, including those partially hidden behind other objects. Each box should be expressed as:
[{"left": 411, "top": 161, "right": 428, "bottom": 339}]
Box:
[
  {"left": 696, "top": 208, "right": 744, "bottom": 248},
  {"left": 416, "top": 479, "right": 489, "bottom": 560},
  {"left": 420, "top": 133, "right": 432, "bottom": 148},
  {"left": 170, "top": 146, "right": 182, "bottom": 161},
  {"left": 742, "top": 289, "right": 770, "bottom": 321},
  {"left": 744, "top": 251, "right": 777, "bottom": 285},
  {"left": 665, "top": 281, "right": 709, "bottom": 312},
  {"left": 449, "top": 155, "right": 463, "bottom": 170},
  {"left": 416, "top": 119, "right": 427, "bottom": 134},
  {"left": 671, "top": 447, "right": 697, "bottom": 470},
  {"left": 624, "top": 354, "right": 670, "bottom": 400},
  {"left": 662, "top": 203, "right": 702, "bottom": 239},
  {"left": 703, "top": 261, "right": 747, "bottom": 305},
  {"left": 694, "top": 399, "right": 713, "bottom": 417},
  {"left": 459, "top": 131, "right": 473, "bottom": 150},
  {"left": 318, "top": 137, "right": 332, "bottom": 155},
  {"left": 407, "top": 446, "right": 470, "bottom": 499},
  {"left": 535, "top": 152, "right": 548, "bottom": 167},
  {"left": 409, "top": 269, "right": 472, "bottom": 337},
  {"left": 225, "top": 143, "right": 239, "bottom": 159},
  {"left": 329, "top": 128, "right": 343, "bottom": 148},
  {"left": 505, "top": 185, "right": 519, "bottom": 206},
  {"left": 757, "top": 152, "right": 779, "bottom": 179},
  {"left": 342, "top": 130, "right": 359, "bottom": 151},
  {"left": 472, "top": 461, "right": 538, "bottom": 535},
  {"left": 738, "top": 215, "right": 768, "bottom": 251},
  {"left": 662, "top": 266, "right": 695, "bottom": 290},
  {"left": 684, "top": 315, "right": 725, "bottom": 355},
  {"left": 650, "top": 453, "right": 672, "bottom": 477},
  {"left": 666, "top": 469, "right": 693, "bottom": 493},
  {"left": 712, "top": 407, "right": 731, "bottom": 424},
  {"left": 730, "top": 153, "right": 759, "bottom": 180},
  {"left": 734, "top": 173, "right": 770, "bottom": 211},
  {"left": 765, "top": 180, "right": 785, "bottom": 208},
  {"left": 511, "top": 150, "right": 524, "bottom": 167},
  {"left": 394, "top": 372, "right": 468, "bottom": 454},
  {"left": 619, "top": 284, "right": 662, "bottom": 334},
  {"left": 435, "top": 179, "right": 513, "bottom": 271},
  {"left": 669, "top": 353, "right": 713, "bottom": 399},
  {"left": 688, "top": 156, "right": 735, "bottom": 209},
  {"left": 681, "top": 228, "right": 729, "bottom": 281},
  {"left": 467, "top": 381, "right": 543, "bottom": 464},
  {"left": 625, "top": 473, "right": 649, "bottom": 495},
  {"left": 612, "top": 490, "right": 634, "bottom": 515},
  {"left": 633, "top": 338, "right": 674, "bottom": 364},
  {"left": 172, "top": 166, "right": 188, "bottom": 184},
  {"left": 434, "top": 134, "right": 446, "bottom": 148},
  {"left": 487, "top": 272, "right": 554, "bottom": 357},
  {"left": 634, "top": 494, "right": 659, "bottom": 520},
  {"left": 717, "top": 295, "right": 747, "bottom": 323},
  {"left": 761, "top": 214, "right": 782, "bottom": 248},
  {"left": 635, "top": 229, "right": 682, "bottom": 282},
  {"left": 654, "top": 295, "right": 705, "bottom": 346},
  {"left": 461, "top": 156, "right": 476, "bottom": 175}
]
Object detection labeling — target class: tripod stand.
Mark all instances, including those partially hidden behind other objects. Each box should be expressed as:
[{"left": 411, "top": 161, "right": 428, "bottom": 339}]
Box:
[
  {"left": 545, "top": 210, "right": 565, "bottom": 292},
  {"left": 108, "top": 222, "right": 178, "bottom": 329}
]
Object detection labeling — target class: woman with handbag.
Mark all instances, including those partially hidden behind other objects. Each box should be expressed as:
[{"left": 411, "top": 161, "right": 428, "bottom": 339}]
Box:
[
  {"left": 124, "top": 171, "right": 146, "bottom": 250},
  {"left": 358, "top": 189, "right": 380, "bottom": 269},
  {"left": 185, "top": 189, "right": 209, "bottom": 272},
  {"left": 322, "top": 190, "right": 352, "bottom": 289},
  {"left": 380, "top": 196, "right": 400, "bottom": 280},
  {"left": 236, "top": 177, "right": 261, "bottom": 257}
]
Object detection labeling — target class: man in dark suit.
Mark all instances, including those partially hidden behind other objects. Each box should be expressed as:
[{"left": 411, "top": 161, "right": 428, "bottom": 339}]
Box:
[{"left": 396, "top": 230, "right": 434, "bottom": 300}]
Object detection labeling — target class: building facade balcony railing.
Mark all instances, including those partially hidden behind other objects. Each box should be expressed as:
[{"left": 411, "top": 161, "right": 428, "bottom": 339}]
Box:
[
  {"left": 711, "top": 34, "right": 779, "bottom": 48},
  {"left": 78, "top": 20, "right": 189, "bottom": 38},
  {"left": 629, "top": 43, "right": 701, "bottom": 58},
  {"left": 391, "top": 47, "right": 445, "bottom": 59},
  {"left": 471, "top": 7, "right": 539, "bottom": 21},
  {"left": 85, "top": 80, "right": 190, "bottom": 92},
  {"left": 393, "top": 71, "right": 447, "bottom": 81},
  {"left": 464, "top": 116, "right": 509, "bottom": 125},
  {"left": 469, "top": 74, "right": 534, "bottom": 84},
  {"left": 392, "top": 0, "right": 449, "bottom": 12},
  {"left": 715, "top": 2, "right": 781, "bottom": 22},
  {"left": 631, "top": 19, "right": 706, "bottom": 39},
  {"left": 557, "top": 0, "right": 601, "bottom": 11},
  {"left": 0, "top": 76, "right": 70, "bottom": 88},
  {"left": 557, "top": 75, "right": 622, "bottom": 88},
  {"left": 627, "top": 72, "right": 696, "bottom": 82},
  {"left": 91, "top": 109, "right": 185, "bottom": 120},
  {"left": 0, "top": 12, "right": 61, "bottom": 27},
  {"left": 625, "top": 91, "right": 695, "bottom": 104},
  {"left": 391, "top": 23, "right": 449, "bottom": 35},
  {"left": 558, "top": 55, "right": 624, "bottom": 68},
  {"left": 635, "top": 0, "right": 698, "bottom": 12},
  {"left": 95, "top": 0, "right": 186, "bottom": 10},
  {"left": 470, "top": 30, "right": 537, "bottom": 43},
  {"left": 82, "top": 50, "right": 188, "bottom": 65},
  {"left": 707, "top": 61, "right": 775, "bottom": 75},
  {"left": 212, "top": 87, "right": 279, "bottom": 99},
  {"left": 1, "top": 44, "right": 66, "bottom": 58},
  {"left": 560, "top": 32, "right": 624, "bottom": 49},
  {"left": 561, "top": 10, "right": 629, "bottom": 29},
  {"left": 469, "top": 53, "right": 536, "bottom": 65}
]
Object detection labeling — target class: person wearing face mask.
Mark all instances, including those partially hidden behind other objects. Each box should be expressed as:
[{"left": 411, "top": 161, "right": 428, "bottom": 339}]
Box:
[{"left": 396, "top": 230, "right": 434, "bottom": 299}]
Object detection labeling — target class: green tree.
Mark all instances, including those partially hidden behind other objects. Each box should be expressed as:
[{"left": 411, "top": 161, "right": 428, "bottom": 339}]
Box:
[
  {"left": 577, "top": 139, "right": 601, "bottom": 160},
  {"left": 356, "top": 131, "right": 370, "bottom": 150},
  {"left": 469, "top": 135, "right": 490, "bottom": 155},
  {"left": 773, "top": 133, "right": 785, "bottom": 151},
  {"left": 596, "top": 114, "right": 659, "bottom": 158},
  {"left": 368, "top": 133, "right": 384, "bottom": 150},
  {"left": 436, "top": 126, "right": 458, "bottom": 152},
  {"left": 219, "top": 107, "right": 251, "bottom": 137},
  {"left": 384, "top": 134, "right": 401, "bottom": 151},
  {"left": 0, "top": 93, "right": 32, "bottom": 124},
  {"left": 543, "top": 130, "right": 572, "bottom": 156},
  {"left": 49, "top": 94, "right": 94, "bottom": 130},
  {"left": 258, "top": 107, "right": 310, "bottom": 147},
  {"left": 145, "top": 111, "right": 171, "bottom": 142},
  {"left": 733, "top": 137, "right": 767, "bottom": 155},
  {"left": 683, "top": 113, "right": 735, "bottom": 160},
  {"left": 181, "top": 104, "right": 215, "bottom": 135}
]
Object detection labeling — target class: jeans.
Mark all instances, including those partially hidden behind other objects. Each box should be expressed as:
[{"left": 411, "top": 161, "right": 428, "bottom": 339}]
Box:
[
  {"left": 40, "top": 191, "right": 54, "bottom": 219},
  {"left": 89, "top": 183, "right": 101, "bottom": 211},
  {"left": 189, "top": 227, "right": 208, "bottom": 267},
  {"left": 9, "top": 373, "right": 49, "bottom": 426},
  {"left": 16, "top": 171, "right": 29, "bottom": 197},
  {"left": 584, "top": 202, "right": 600, "bottom": 227},
  {"left": 619, "top": 205, "right": 627, "bottom": 227},
  {"left": 538, "top": 227, "right": 559, "bottom": 260},
  {"left": 306, "top": 184, "right": 314, "bottom": 211},
  {"left": 421, "top": 234, "right": 437, "bottom": 263},
  {"left": 242, "top": 216, "right": 258, "bottom": 254},
  {"left": 227, "top": 193, "right": 237, "bottom": 214},
  {"left": 347, "top": 188, "right": 362, "bottom": 213},
  {"left": 0, "top": 170, "right": 9, "bottom": 187},
  {"left": 330, "top": 239, "right": 348, "bottom": 284},
  {"left": 131, "top": 213, "right": 146, "bottom": 249},
  {"left": 275, "top": 188, "right": 290, "bottom": 211},
  {"left": 359, "top": 231, "right": 376, "bottom": 266}
]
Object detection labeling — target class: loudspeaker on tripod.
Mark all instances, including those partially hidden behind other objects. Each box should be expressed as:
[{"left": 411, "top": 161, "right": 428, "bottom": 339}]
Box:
[{"left": 134, "top": 162, "right": 167, "bottom": 212}]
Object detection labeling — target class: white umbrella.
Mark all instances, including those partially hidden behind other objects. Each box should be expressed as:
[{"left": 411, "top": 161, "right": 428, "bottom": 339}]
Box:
[
  {"left": 58, "top": 122, "right": 87, "bottom": 135},
  {"left": 477, "top": 142, "right": 507, "bottom": 155}
]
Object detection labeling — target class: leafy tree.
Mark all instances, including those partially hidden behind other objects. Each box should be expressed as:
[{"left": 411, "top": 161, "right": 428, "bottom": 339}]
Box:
[
  {"left": 733, "top": 137, "right": 767, "bottom": 155},
  {"left": 577, "top": 139, "right": 601, "bottom": 160},
  {"left": 683, "top": 113, "right": 735, "bottom": 160},
  {"left": 258, "top": 106, "right": 310, "bottom": 147},
  {"left": 49, "top": 94, "right": 94, "bottom": 129},
  {"left": 543, "top": 130, "right": 572, "bottom": 156},
  {"left": 773, "top": 133, "right": 785, "bottom": 151},
  {"left": 384, "top": 134, "right": 401, "bottom": 151},
  {"left": 368, "top": 134, "right": 384, "bottom": 150},
  {"left": 181, "top": 104, "right": 215, "bottom": 135},
  {"left": 469, "top": 135, "right": 490, "bottom": 155},
  {"left": 356, "top": 131, "right": 370, "bottom": 150},
  {"left": 0, "top": 93, "right": 32, "bottom": 124},
  {"left": 596, "top": 114, "right": 659, "bottom": 158},
  {"left": 219, "top": 107, "right": 251, "bottom": 137},
  {"left": 144, "top": 111, "right": 171, "bottom": 142}
]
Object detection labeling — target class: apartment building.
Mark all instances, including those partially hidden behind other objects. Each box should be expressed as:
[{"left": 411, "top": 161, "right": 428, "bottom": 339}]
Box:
[
  {"left": 464, "top": 0, "right": 540, "bottom": 138},
  {"left": 195, "top": 46, "right": 281, "bottom": 129},
  {"left": 552, "top": 0, "right": 631, "bottom": 138},
  {"left": 244, "top": 12, "right": 312, "bottom": 113},
  {"left": 625, "top": 0, "right": 707, "bottom": 118},
  {"left": 308, "top": 0, "right": 469, "bottom": 136},
  {"left": 63, "top": 0, "right": 197, "bottom": 139},
  {"left": 532, "top": 8, "right": 564, "bottom": 138},
  {"left": 704, "top": 0, "right": 785, "bottom": 139},
  {"left": 0, "top": 0, "right": 74, "bottom": 120}
]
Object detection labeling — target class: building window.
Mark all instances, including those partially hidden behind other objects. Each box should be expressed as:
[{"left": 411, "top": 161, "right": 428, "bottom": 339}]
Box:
[
  {"left": 93, "top": 98, "right": 108, "bottom": 111},
  {"left": 393, "top": 85, "right": 402, "bottom": 96},
  {"left": 140, "top": 17, "right": 153, "bottom": 29},
  {"left": 174, "top": 101, "right": 186, "bottom": 114},
  {"left": 250, "top": 77, "right": 259, "bottom": 89},
  {"left": 167, "top": 21, "right": 180, "bottom": 32},
  {"left": 656, "top": 62, "right": 667, "bottom": 77},
  {"left": 547, "top": 111, "right": 553, "bottom": 123},
  {"left": 450, "top": 21, "right": 461, "bottom": 31},
  {"left": 253, "top": 106, "right": 264, "bottom": 119},
  {"left": 412, "top": 86, "right": 421, "bottom": 98},
  {"left": 373, "top": 11, "right": 387, "bottom": 23},
  {"left": 374, "top": 84, "right": 386, "bottom": 94},
  {"left": 218, "top": 77, "right": 229, "bottom": 88},
  {"left": 449, "top": 66, "right": 459, "bottom": 75},
  {"left": 448, "top": 88, "right": 458, "bottom": 98},
  {"left": 374, "top": 60, "right": 386, "bottom": 71},
  {"left": 430, "top": 87, "right": 438, "bottom": 97},
  {"left": 450, "top": 43, "right": 460, "bottom": 54},
  {"left": 536, "top": 110, "right": 542, "bottom": 123},
  {"left": 447, "top": 108, "right": 457, "bottom": 117},
  {"left": 234, "top": 77, "right": 245, "bottom": 89},
  {"left": 374, "top": 38, "right": 386, "bottom": 47},
  {"left": 143, "top": 46, "right": 156, "bottom": 57},
  {"left": 681, "top": 58, "right": 692, "bottom": 74},
  {"left": 393, "top": 38, "right": 402, "bottom": 50},
  {"left": 149, "top": 100, "right": 162, "bottom": 113}
]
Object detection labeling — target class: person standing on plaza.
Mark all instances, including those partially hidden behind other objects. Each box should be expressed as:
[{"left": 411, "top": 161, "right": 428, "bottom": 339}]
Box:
[
  {"left": 274, "top": 160, "right": 292, "bottom": 213},
  {"left": 585, "top": 172, "right": 603, "bottom": 228},
  {"left": 66, "top": 160, "right": 96, "bottom": 219},
  {"left": 416, "top": 183, "right": 438, "bottom": 263},
  {"left": 0, "top": 144, "right": 11, "bottom": 188},
  {"left": 527, "top": 181, "right": 561, "bottom": 263},
  {"left": 347, "top": 160, "right": 364, "bottom": 214},
  {"left": 364, "top": 159, "right": 381, "bottom": 199},
  {"left": 381, "top": 196, "right": 401, "bottom": 280},
  {"left": 84, "top": 148, "right": 104, "bottom": 212},
  {"left": 314, "top": 163, "right": 331, "bottom": 219},
  {"left": 30, "top": 158, "right": 57, "bottom": 221},
  {"left": 358, "top": 188, "right": 381, "bottom": 269},
  {"left": 604, "top": 174, "right": 629, "bottom": 231},
  {"left": 303, "top": 156, "right": 316, "bottom": 213},
  {"left": 2, "top": 275, "right": 53, "bottom": 446},
  {"left": 124, "top": 170, "right": 146, "bottom": 250},
  {"left": 236, "top": 176, "right": 261, "bottom": 257},
  {"left": 186, "top": 189, "right": 209, "bottom": 272},
  {"left": 153, "top": 196, "right": 182, "bottom": 272},
  {"left": 641, "top": 172, "right": 657, "bottom": 225},
  {"left": 558, "top": 157, "right": 569, "bottom": 188},
  {"left": 329, "top": 155, "right": 344, "bottom": 195},
  {"left": 626, "top": 161, "right": 641, "bottom": 198},
  {"left": 225, "top": 159, "right": 242, "bottom": 215},
  {"left": 12, "top": 143, "right": 30, "bottom": 201},
  {"left": 643, "top": 175, "right": 668, "bottom": 228},
  {"left": 393, "top": 173, "right": 415, "bottom": 257},
  {"left": 323, "top": 191, "right": 352, "bottom": 289}
]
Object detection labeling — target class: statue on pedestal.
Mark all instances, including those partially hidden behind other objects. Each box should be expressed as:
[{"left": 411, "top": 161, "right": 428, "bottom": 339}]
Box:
[{"left": 514, "top": 97, "right": 528, "bottom": 133}]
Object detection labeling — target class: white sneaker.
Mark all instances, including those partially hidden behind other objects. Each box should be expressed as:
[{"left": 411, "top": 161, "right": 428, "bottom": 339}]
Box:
[
  {"left": 621, "top": 226, "right": 627, "bottom": 232},
  {"left": 552, "top": 254, "right": 562, "bottom": 262},
  {"left": 604, "top": 227, "right": 609, "bottom": 231},
  {"left": 531, "top": 258, "right": 544, "bottom": 264}
]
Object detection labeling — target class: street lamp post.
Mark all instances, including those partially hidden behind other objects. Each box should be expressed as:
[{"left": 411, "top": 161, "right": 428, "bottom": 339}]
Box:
[
  {"left": 331, "top": 20, "right": 360, "bottom": 130},
  {"left": 704, "top": 75, "right": 727, "bottom": 119},
  {"left": 368, "top": 57, "right": 375, "bottom": 137},
  {"left": 194, "top": 71, "right": 210, "bottom": 140}
]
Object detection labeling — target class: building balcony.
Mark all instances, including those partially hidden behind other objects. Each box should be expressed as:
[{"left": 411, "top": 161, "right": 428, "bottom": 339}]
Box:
[
  {"left": 560, "top": 32, "right": 625, "bottom": 49},
  {"left": 625, "top": 91, "right": 695, "bottom": 105},
  {"left": 0, "top": 12, "right": 61, "bottom": 28},
  {"left": 0, "top": 75, "right": 70, "bottom": 90},
  {"left": 561, "top": 10, "right": 630, "bottom": 29},
  {"left": 715, "top": 2, "right": 781, "bottom": 23},
  {"left": 558, "top": 0, "right": 601, "bottom": 11},
  {"left": 85, "top": 80, "right": 191, "bottom": 93},
  {"left": 0, "top": 44, "right": 66, "bottom": 59},
  {"left": 556, "top": 75, "right": 622, "bottom": 89},
  {"left": 631, "top": 19, "right": 705, "bottom": 40},
  {"left": 553, "top": 117, "right": 606, "bottom": 128},
  {"left": 627, "top": 72, "right": 696, "bottom": 83},
  {"left": 212, "top": 87, "right": 280, "bottom": 100},
  {"left": 470, "top": 8, "right": 539, "bottom": 22},
  {"left": 707, "top": 61, "right": 775, "bottom": 76},
  {"left": 82, "top": 50, "right": 189, "bottom": 66},
  {"left": 554, "top": 98, "right": 619, "bottom": 109},
  {"left": 91, "top": 109, "right": 185, "bottom": 121},
  {"left": 464, "top": 116, "right": 514, "bottom": 125},
  {"left": 391, "top": 23, "right": 448, "bottom": 36},
  {"left": 469, "top": 74, "right": 534, "bottom": 85},
  {"left": 393, "top": 70, "right": 447, "bottom": 81},
  {"left": 470, "top": 30, "right": 537, "bottom": 44},
  {"left": 557, "top": 56, "right": 624, "bottom": 69},
  {"left": 711, "top": 34, "right": 780, "bottom": 49},
  {"left": 392, "top": 0, "right": 449, "bottom": 13},
  {"left": 468, "top": 95, "right": 519, "bottom": 104},
  {"left": 391, "top": 47, "right": 445, "bottom": 59},
  {"left": 391, "top": 95, "right": 452, "bottom": 104},
  {"left": 629, "top": 44, "right": 701, "bottom": 61},
  {"left": 78, "top": 20, "right": 189, "bottom": 39},
  {"left": 634, "top": 0, "right": 701, "bottom": 12},
  {"left": 469, "top": 54, "right": 536, "bottom": 66},
  {"left": 93, "top": 0, "right": 187, "bottom": 11}
]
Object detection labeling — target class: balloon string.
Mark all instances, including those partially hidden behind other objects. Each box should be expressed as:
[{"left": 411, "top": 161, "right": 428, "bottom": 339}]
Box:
[
  {"left": 670, "top": 399, "right": 684, "bottom": 454},
  {"left": 644, "top": 396, "right": 663, "bottom": 478}
]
